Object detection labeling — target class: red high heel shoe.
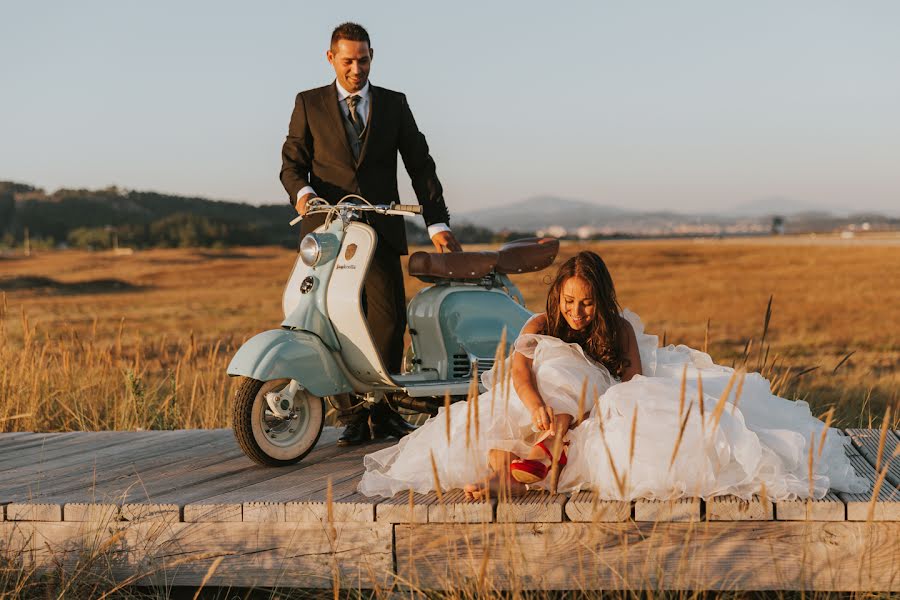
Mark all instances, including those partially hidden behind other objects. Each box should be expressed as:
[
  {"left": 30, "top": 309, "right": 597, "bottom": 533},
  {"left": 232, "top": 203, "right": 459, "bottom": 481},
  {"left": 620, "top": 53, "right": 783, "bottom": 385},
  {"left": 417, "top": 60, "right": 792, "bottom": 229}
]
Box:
[{"left": 509, "top": 439, "right": 568, "bottom": 484}]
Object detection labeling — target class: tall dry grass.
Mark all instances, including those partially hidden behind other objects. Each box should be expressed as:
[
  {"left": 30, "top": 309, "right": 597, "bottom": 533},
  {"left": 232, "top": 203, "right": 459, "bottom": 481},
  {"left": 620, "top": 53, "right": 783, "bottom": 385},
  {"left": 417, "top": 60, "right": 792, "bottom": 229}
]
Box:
[{"left": 0, "top": 236, "right": 897, "bottom": 433}]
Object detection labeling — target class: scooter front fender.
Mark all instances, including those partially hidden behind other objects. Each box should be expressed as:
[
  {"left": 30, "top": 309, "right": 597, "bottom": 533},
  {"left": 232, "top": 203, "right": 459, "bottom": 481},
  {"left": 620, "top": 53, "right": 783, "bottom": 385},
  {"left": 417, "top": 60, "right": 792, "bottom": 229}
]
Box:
[{"left": 227, "top": 329, "right": 353, "bottom": 397}]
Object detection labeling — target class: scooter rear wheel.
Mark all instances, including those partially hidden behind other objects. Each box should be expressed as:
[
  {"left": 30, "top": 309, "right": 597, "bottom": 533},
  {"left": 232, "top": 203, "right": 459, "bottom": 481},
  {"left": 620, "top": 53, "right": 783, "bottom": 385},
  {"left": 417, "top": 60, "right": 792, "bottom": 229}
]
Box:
[{"left": 232, "top": 377, "right": 324, "bottom": 467}]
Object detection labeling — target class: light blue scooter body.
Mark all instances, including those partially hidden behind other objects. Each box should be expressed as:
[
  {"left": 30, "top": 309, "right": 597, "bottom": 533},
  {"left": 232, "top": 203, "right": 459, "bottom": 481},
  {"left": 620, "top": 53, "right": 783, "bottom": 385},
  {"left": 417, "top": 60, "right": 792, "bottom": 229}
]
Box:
[
  {"left": 227, "top": 219, "right": 353, "bottom": 396},
  {"left": 226, "top": 329, "right": 353, "bottom": 396}
]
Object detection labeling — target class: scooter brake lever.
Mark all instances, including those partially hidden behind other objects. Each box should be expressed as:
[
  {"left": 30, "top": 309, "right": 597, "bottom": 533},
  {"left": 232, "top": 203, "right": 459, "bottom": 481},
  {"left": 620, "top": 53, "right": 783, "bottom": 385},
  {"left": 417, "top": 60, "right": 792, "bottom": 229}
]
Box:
[{"left": 289, "top": 215, "right": 303, "bottom": 226}]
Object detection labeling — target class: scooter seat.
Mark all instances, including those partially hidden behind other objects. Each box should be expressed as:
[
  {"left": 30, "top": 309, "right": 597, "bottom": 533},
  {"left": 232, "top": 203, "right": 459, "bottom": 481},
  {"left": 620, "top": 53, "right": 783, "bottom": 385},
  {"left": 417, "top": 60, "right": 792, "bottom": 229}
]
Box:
[
  {"left": 495, "top": 237, "right": 559, "bottom": 274},
  {"left": 407, "top": 237, "right": 560, "bottom": 282},
  {"left": 407, "top": 251, "right": 500, "bottom": 281}
]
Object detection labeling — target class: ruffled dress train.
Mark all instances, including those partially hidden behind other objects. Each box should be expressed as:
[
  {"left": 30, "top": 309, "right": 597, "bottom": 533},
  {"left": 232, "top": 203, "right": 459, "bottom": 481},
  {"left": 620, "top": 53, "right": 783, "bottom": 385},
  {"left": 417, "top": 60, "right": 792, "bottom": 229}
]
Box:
[{"left": 358, "top": 310, "right": 868, "bottom": 500}]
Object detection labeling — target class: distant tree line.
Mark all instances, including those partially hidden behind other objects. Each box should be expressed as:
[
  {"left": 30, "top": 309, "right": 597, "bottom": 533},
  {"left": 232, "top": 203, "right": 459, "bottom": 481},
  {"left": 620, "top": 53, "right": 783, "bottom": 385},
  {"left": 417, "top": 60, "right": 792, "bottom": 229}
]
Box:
[{"left": 0, "top": 181, "right": 531, "bottom": 250}]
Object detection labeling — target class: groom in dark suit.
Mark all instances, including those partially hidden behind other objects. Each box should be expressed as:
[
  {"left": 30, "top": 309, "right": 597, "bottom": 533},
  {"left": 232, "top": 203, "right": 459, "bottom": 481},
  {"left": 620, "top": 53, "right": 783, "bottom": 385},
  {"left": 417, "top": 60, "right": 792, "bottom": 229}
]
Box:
[{"left": 280, "top": 22, "right": 462, "bottom": 446}]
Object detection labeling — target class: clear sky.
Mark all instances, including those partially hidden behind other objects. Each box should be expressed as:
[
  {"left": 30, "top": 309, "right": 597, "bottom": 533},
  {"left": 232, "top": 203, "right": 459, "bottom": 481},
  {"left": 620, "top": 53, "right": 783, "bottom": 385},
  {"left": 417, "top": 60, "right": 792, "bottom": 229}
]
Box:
[{"left": 1, "top": 1, "right": 898, "bottom": 215}]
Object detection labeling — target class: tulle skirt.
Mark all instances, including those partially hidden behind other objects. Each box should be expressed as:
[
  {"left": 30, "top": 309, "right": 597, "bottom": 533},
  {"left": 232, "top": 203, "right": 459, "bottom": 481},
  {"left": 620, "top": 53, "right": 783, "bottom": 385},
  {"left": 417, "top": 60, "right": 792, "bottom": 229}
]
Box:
[{"left": 358, "top": 310, "right": 869, "bottom": 500}]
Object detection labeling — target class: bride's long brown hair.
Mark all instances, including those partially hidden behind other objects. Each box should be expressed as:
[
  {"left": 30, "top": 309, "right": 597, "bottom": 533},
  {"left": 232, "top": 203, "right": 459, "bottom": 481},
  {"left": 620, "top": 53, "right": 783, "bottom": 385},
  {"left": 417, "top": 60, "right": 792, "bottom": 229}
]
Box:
[{"left": 544, "top": 251, "right": 630, "bottom": 378}]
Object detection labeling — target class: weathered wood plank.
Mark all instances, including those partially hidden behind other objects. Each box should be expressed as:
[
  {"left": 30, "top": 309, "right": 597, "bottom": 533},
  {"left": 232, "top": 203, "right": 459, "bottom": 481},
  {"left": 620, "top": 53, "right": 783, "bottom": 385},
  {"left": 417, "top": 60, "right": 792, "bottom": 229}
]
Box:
[
  {"left": 496, "top": 491, "right": 567, "bottom": 523},
  {"left": 182, "top": 442, "right": 383, "bottom": 522},
  {"left": 0, "top": 431, "right": 138, "bottom": 471},
  {"left": 0, "top": 432, "right": 82, "bottom": 458},
  {"left": 374, "top": 490, "right": 432, "bottom": 523},
  {"left": 428, "top": 488, "right": 495, "bottom": 523},
  {"left": 396, "top": 522, "right": 900, "bottom": 591},
  {"left": 116, "top": 431, "right": 345, "bottom": 518},
  {"left": 0, "top": 432, "right": 47, "bottom": 448},
  {"left": 564, "top": 491, "right": 631, "bottom": 522},
  {"left": 776, "top": 492, "right": 846, "bottom": 521},
  {"left": 846, "top": 428, "right": 900, "bottom": 488},
  {"left": 707, "top": 495, "right": 773, "bottom": 521},
  {"left": 285, "top": 479, "right": 376, "bottom": 523},
  {"left": 0, "top": 430, "right": 220, "bottom": 500},
  {"left": 2, "top": 431, "right": 239, "bottom": 520},
  {"left": 839, "top": 443, "right": 900, "bottom": 521},
  {"left": 634, "top": 498, "right": 701, "bottom": 522},
  {"left": 0, "top": 520, "right": 393, "bottom": 589},
  {"left": 5, "top": 502, "right": 62, "bottom": 522}
]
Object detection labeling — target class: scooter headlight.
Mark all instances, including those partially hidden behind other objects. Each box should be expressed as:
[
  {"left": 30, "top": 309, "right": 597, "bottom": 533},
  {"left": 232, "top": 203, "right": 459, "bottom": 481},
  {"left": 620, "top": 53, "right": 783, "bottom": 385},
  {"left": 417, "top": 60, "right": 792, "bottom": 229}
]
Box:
[{"left": 299, "top": 234, "right": 322, "bottom": 266}]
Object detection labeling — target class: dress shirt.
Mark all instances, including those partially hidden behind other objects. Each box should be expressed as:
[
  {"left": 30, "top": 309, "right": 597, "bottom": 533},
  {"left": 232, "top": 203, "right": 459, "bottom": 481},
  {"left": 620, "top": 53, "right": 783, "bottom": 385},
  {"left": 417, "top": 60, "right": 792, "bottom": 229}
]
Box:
[{"left": 296, "top": 80, "right": 449, "bottom": 238}]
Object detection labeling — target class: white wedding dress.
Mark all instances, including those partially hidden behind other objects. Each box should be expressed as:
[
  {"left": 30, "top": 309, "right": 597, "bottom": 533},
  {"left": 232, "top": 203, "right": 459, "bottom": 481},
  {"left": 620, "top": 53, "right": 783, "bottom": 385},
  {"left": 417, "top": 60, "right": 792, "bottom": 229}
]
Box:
[{"left": 358, "top": 310, "right": 868, "bottom": 500}]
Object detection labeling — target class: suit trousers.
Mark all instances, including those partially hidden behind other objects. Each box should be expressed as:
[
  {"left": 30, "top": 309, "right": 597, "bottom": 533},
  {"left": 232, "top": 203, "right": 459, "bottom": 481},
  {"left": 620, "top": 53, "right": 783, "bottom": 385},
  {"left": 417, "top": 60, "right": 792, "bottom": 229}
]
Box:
[{"left": 330, "top": 235, "right": 406, "bottom": 425}]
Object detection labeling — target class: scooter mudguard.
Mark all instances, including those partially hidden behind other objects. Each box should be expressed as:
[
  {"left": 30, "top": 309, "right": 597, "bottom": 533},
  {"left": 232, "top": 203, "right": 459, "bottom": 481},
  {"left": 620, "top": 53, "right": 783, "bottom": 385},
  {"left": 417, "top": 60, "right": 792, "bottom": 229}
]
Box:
[{"left": 226, "top": 329, "right": 353, "bottom": 396}]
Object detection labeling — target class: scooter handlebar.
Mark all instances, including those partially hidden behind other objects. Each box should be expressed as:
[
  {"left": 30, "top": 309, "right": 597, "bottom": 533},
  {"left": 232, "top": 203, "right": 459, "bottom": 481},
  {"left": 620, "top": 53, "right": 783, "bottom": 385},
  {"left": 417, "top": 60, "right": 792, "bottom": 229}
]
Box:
[
  {"left": 392, "top": 204, "right": 422, "bottom": 214},
  {"left": 288, "top": 200, "right": 422, "bottom": 225}
]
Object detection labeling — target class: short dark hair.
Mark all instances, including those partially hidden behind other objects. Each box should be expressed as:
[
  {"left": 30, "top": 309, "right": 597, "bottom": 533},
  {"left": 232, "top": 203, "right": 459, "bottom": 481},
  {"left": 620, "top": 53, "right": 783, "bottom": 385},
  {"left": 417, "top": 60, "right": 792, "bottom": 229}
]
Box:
[{"left": 331, "top": 22, "right": 370, "bottom": 51}]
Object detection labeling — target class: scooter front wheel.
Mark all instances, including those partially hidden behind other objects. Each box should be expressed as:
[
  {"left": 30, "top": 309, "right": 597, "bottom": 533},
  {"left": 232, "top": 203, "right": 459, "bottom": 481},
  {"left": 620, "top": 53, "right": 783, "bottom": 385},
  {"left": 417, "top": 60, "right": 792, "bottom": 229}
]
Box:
[{"left": 232, "top": 377, "right": 324, "bottom": 467}]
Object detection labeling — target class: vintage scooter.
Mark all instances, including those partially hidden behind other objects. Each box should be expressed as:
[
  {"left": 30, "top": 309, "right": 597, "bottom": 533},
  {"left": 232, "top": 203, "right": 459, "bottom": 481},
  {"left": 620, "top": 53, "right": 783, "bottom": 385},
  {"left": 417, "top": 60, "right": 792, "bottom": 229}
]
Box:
[{"left": 227, "top": 196, "right": 559, "bottom": 466}]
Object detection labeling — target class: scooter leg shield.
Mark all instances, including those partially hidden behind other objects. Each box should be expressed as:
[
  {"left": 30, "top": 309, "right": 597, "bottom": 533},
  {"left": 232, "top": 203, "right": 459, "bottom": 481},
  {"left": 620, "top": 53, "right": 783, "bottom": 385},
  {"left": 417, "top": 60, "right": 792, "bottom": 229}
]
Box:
[{"left": 226, "top": 329, "right": 352, "bottom": 397}]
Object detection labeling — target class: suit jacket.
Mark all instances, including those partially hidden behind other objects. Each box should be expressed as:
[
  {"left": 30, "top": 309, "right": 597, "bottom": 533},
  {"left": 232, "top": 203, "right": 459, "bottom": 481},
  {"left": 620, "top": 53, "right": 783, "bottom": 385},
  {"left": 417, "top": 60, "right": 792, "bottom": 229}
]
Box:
[{"left": 280, "top": 82, "right": 450, "bottom": 255}]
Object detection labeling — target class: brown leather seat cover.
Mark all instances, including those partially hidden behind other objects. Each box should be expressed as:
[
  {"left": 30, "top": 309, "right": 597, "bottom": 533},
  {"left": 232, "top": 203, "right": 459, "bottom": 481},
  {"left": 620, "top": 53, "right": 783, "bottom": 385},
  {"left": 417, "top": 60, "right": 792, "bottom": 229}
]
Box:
[
  {"left": 495, "top": 237, "right": 559, "bottom": 274},
  {"left": 407, "top": 251, "right": 499, "bottom": 281}
]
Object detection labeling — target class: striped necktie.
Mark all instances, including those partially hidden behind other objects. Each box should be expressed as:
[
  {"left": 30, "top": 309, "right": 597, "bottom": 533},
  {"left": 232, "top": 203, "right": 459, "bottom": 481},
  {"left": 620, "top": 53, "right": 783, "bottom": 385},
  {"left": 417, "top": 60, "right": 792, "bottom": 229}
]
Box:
[{"left": 346, "top": 95, "right": 364, "bottom": 138}]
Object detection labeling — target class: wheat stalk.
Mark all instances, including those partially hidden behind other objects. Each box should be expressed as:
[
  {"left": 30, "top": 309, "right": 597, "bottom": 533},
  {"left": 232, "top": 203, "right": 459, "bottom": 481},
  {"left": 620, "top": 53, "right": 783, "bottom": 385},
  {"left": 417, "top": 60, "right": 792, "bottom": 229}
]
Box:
[
  {"left": 817, "top": 407, "right": 834, "bottom": 459},
  {"left": 731, "top": 370, "right": 747, "bottom": 414},
  {"left": 669, "top": 401, "right": 693, "bottom": 471},
  {"left": 430, "top": 449, "right": 443, "bottom": 502},
  {"left": 875, "top": 405, "right": 891, "bottom": 470},
  {"left": 444, "top": 391, "right": 452, "bottom": 446},
  {"left": 710, "top": 369, "right": 739, "bottom": 433}
]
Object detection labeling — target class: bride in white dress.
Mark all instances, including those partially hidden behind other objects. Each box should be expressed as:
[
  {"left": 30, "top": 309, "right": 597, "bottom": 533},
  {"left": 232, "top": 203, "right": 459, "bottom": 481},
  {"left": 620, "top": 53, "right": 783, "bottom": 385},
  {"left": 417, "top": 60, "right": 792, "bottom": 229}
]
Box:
[{"left": 358, "top": 251, "right": 868, "bottom": 501}]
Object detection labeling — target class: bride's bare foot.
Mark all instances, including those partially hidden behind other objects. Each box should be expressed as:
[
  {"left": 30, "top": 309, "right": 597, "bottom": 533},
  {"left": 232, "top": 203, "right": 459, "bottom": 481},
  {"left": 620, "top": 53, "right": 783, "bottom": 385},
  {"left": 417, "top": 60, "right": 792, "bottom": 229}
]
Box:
[{"left": 464, "top": 470, "right": 527, "bottom": 501}]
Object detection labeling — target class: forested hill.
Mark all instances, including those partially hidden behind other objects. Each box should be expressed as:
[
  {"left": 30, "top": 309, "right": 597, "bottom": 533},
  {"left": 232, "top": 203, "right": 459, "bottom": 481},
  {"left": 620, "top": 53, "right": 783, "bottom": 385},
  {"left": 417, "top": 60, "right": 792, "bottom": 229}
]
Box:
[
  {"left": 0, "top": 181, "right": 302, "bottom": 248},
  {"left": 0, "top": 181, "right": 501, "bottom": 249}
]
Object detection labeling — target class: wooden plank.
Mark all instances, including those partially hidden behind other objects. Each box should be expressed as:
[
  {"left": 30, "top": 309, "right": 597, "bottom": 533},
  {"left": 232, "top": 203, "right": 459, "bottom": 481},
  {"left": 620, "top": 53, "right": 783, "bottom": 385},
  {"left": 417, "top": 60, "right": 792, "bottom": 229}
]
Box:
[
  {"left": 6, "top": 502, "right": 62, "bottom": 522},
  {"left": 0, "top": 430, "right": 216, "bottom": 499},
  {"left": 63, "top": 503, "right": 119, "bottom": 523},
  {"left": 0, "top": 431, "right": 135, "bottom": 471},
  {"left": 0, "top": 520, "right": 393, "bottom": 589},
  {"left": 374, "top": 490, "right": 432, "bottom": 523},
  {"left": 846, "top": 428, "right": 900, "bottom": 488},
  {"left": 284, "top": 478, "right": 376, "bottom": 523},
  {"left": 839, "top": 442, "right": 900, "bottom": 521},
  {"left": 776, "top": 492, "right": 846, "bottom": 521},
  {"left": 117, "top": 431, "right": 346, "bottom": 517},
  {"left": 427, "top": 488, "right": 495, "bottom": 523},
  {"left": 0, "top": 432, "right": 83, "bottom": 459},
  {"left": 0, "top": 432, "right": 47, "bottom": 449},
  {"left": 707, "top": 495, "right": 773, "bottom": 521},
  {"left": 564, "top": 491, "right": 631, "bottom": 522},
  {"left": 396, "top": 522, "right": 900, "bottom": 591},
  {"left": 1, "top": 431, "right": 237, "bottom": 520},
  {"left": 182, "top": 442, "right": 383, "bottom": 522},
  {"left": 496, "top": 491, "right": 567, "bottom": 523},
  {"left": 634, "top": 498, "right": 701, "bottom": 522}
]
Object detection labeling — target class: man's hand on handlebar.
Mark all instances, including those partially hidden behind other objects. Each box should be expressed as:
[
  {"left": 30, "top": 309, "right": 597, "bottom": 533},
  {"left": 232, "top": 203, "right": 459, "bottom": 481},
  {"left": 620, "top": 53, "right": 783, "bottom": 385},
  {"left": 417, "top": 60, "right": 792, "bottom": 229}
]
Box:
[
  {"left": 295, "top": 193, "right": 314, "bottom": 216},
  {"left": 431, "top": 230, "right": 463, "bottom": 253}
]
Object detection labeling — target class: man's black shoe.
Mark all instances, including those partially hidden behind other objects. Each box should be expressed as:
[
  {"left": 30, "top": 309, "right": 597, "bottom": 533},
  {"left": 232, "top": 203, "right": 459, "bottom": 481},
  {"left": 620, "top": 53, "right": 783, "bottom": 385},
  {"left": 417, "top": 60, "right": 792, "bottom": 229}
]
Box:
[
  {"left": 337, "top": 412, "right": 372, "bottom": 446},
  {"left": 371, "top": 403, "right": 418, "bottom": 439}
]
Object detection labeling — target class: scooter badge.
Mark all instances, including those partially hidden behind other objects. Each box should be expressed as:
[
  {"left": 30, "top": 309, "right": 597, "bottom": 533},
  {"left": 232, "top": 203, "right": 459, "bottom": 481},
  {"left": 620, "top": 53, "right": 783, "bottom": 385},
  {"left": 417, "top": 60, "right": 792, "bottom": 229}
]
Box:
[{"left": 344, "top": 244, "right": 357, "bottom": 261}]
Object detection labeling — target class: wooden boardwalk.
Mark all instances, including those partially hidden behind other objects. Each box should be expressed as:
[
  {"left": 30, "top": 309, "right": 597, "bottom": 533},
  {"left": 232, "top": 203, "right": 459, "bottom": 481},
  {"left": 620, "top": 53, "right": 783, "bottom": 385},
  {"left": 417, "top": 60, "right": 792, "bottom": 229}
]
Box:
[{"left": 1, "top": 428, "right": 899, "bottom": 591}]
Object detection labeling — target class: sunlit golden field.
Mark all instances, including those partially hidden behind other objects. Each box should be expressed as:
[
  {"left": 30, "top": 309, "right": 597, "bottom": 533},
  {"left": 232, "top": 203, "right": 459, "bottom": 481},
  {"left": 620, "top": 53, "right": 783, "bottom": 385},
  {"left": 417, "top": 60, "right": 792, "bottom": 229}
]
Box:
[{"left": 1, "top": 235, "right": 897, "bottom": 432}]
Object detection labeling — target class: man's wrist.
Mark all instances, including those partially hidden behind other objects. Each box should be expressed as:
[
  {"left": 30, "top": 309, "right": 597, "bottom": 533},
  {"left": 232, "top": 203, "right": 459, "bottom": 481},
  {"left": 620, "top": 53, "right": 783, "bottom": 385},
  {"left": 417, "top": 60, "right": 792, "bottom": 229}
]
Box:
[
  {"left": 427, "top": 223, "right": 450, "bottom": 238},
  {"left": 297, "top": 186, "right": 316, "bottom": 203}
]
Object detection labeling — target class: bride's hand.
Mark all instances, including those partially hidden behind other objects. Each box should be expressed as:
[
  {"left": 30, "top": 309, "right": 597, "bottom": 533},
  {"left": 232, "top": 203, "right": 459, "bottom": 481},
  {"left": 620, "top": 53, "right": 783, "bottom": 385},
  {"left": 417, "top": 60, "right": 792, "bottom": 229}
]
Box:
[{"left": 531, "top": 404, "right": 555, "bottom": 434}]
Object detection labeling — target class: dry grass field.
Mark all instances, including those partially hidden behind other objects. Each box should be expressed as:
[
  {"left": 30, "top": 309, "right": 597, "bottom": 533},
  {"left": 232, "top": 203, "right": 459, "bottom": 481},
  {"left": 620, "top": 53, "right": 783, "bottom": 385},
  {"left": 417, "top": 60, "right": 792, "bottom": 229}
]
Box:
[{"left": 0, "top": 235, "right": 897, "bottom": 433}]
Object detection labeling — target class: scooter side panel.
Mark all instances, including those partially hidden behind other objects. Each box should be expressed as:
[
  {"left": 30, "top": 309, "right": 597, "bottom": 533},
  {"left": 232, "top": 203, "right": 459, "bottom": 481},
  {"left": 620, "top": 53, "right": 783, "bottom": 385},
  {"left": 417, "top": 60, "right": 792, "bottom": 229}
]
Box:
[
  {"left": 407, "top": 286, "right": 532, "bottom": 379},
  {"left": 226, "top": 329, "right": 353, "bottom": 396}
]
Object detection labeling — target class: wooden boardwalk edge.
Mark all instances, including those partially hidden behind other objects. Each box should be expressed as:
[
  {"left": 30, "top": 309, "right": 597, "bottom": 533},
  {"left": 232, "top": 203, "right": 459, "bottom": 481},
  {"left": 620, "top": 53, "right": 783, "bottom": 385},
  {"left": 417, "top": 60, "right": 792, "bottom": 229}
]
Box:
[{"left": 2, "top": 520, "right": 899, "bottom": 591}]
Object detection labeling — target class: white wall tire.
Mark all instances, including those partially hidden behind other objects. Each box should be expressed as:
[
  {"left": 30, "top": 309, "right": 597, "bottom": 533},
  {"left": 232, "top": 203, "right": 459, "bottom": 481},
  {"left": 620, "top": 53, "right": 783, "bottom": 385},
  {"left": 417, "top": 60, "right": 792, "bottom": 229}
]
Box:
[{"left": 232, "top": 377, "right": 324, "bottom": 466}]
